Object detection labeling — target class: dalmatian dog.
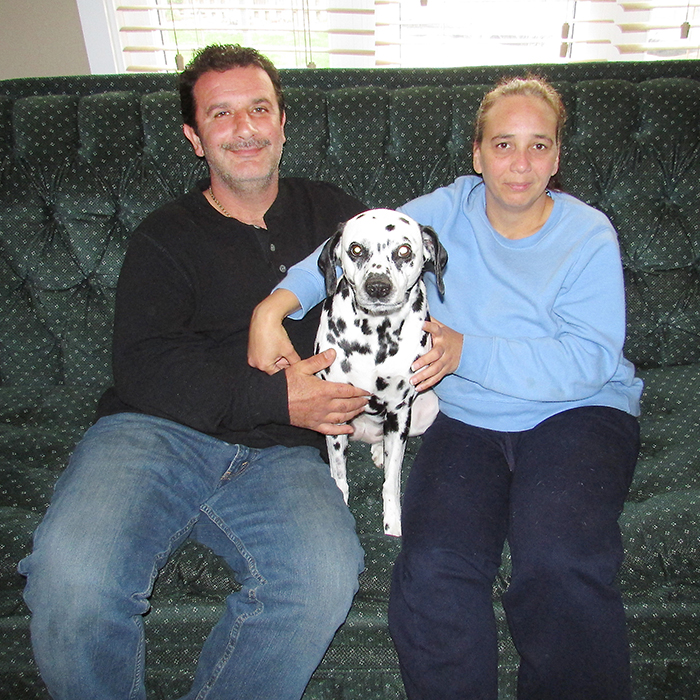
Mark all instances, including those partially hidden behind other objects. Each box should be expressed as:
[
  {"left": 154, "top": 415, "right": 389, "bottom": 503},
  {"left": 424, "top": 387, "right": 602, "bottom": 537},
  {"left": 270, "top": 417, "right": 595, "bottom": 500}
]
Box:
[{"left": 316, "top": 209, "right": 447, "bottom": 536}]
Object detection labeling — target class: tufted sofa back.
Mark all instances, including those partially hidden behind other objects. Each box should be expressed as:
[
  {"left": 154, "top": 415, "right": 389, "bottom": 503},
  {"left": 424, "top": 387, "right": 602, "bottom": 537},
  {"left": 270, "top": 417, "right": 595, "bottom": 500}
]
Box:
[{"left": 1, "top": 64, "right": 700, "bottom": 396}]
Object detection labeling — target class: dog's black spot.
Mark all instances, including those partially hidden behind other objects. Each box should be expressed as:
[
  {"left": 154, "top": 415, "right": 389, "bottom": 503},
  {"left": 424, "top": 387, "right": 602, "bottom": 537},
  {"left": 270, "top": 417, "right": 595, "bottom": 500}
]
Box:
[
  {"left": 376, "top": 317, "right": 391, "bottom": 334},
  {"left": 376, "top": 377, "right": 389, "bottom": 392},
  {"left": 368, "top": 395, "right": 384, "bottom": 414},
  {"left": 412, "top": 286, "right": 425, "bottom": 313},
  {"left": 386, "top": 223, "right": 396, "bottom": 231},
  {"left": 375, "top": 318, "right": 400, "bottom": 364},
  {"left": 327, "top": 316, "right": 345, "bottom": 339},
  {"left": 339, "top": 339, "right": 372, "bottom": 356},
  {"left": 360, "top": 319, "right": 372, "bottom": 335},
  {"left": 341, "top": 358, "right": 352, "bottom": 373},
  {"left": 384, "top": 411, "right": 399, "bottom": 434}
]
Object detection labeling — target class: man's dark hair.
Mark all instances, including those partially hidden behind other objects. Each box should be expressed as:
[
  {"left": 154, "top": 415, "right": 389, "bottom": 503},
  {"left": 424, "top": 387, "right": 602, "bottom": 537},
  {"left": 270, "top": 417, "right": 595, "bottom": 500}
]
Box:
[{"left": 179, "top": 44, "right": 285, "bottom": 130}]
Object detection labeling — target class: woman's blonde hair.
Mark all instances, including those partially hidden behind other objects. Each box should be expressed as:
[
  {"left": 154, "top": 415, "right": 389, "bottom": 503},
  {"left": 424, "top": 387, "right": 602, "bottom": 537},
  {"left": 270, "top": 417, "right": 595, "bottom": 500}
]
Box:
[{"left": 473, "top": 75, "right": 567, "bottom": 147}]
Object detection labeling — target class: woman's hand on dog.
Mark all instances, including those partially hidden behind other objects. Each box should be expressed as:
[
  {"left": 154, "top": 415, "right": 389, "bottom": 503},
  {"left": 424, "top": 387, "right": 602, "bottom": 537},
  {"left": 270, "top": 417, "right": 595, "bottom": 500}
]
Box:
[
  {"left": 411, "top": 317, "right": 463, "bottom": 392},
  {"left": 249, "top": 289, "right": 303, "bottom": 373}
]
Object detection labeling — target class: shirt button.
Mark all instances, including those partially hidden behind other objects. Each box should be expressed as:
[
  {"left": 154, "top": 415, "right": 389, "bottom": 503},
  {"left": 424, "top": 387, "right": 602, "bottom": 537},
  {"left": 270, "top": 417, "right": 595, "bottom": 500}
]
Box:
[
  {"left": 270, "top": 243, "right": 276, "bottom": 252},
  {"left": 279, "top": 264, "right": 287, "bottom": 273}
]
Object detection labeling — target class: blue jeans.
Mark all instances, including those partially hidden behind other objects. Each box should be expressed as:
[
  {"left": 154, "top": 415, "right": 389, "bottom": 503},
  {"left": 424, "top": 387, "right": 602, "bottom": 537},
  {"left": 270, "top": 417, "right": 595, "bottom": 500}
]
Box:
[
  {"left": 388, "top": 407, "right": 639, "bottom": 700},
  {"left": 19, "top": 413, "right": 363, "bottom": 700}
]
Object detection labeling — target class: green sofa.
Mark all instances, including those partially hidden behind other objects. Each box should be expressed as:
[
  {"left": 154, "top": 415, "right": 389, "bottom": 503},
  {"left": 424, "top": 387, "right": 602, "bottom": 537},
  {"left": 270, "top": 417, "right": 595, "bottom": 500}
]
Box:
[{"left": 1, "top": 60, "right": 699, "bottom": 699}]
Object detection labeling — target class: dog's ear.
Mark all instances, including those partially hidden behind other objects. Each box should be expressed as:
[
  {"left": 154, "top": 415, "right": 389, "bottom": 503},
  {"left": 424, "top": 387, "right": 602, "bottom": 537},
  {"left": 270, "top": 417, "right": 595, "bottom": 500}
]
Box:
[
  {"left": 421, "top": 225, "right": 448, "bottom": 297},
  {"left": 318, "top": 228, "right": 344, "bottom": 297}
]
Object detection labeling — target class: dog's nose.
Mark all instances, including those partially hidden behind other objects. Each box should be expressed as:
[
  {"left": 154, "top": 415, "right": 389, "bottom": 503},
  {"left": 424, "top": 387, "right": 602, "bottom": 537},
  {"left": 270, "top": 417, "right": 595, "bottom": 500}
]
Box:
[{"left": 365, "top": 275, "right": 393, "bottom": 299}]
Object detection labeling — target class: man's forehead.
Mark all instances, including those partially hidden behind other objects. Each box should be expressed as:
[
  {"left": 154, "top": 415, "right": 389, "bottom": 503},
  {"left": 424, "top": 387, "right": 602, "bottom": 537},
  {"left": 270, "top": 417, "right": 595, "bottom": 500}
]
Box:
[{"left": 194, "top": 66, "right": 276, "bottom": 108}]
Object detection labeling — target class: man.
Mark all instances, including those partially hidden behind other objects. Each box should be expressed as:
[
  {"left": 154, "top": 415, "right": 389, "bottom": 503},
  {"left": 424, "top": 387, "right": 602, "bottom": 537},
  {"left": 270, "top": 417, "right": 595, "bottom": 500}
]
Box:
[{"left": 19, "top": 44, "right": 368, "bottom": 700}]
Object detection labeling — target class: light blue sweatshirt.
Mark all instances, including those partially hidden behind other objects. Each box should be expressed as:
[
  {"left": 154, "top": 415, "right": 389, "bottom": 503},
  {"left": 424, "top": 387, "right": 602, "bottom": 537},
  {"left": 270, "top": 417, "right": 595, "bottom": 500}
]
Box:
[{"left": 278, "top": 176, "right": 643, "bottom": 432}]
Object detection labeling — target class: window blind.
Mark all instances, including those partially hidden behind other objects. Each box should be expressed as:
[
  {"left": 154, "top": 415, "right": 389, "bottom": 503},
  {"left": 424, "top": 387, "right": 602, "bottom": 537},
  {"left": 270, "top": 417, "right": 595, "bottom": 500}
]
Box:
[
  {"left": 564, "top": 0, "right": 700, "bottom": 60},
  {"left": 111, "top": 0, "right": 699, "bottom": 72}
]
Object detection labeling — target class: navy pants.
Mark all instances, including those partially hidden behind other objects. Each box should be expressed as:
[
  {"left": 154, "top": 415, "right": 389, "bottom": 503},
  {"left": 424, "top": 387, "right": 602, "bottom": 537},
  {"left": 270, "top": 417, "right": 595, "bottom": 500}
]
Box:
[{"left": 388, "top": 407, "right": 639, "bottom": 700}]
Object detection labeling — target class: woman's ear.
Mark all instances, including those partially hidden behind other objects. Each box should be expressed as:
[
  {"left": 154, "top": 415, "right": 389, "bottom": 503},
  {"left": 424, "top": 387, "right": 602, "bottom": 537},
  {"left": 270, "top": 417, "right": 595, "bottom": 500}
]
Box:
[
  {"left": 552, "top": 147, "right": 561, "bottom": 176},
  {"left": 472, "top": 142, "right": 482, "bottom": 174}
]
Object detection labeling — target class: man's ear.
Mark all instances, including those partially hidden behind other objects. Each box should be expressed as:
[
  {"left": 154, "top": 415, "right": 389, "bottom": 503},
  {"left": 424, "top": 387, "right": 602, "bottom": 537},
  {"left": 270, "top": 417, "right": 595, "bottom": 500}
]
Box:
[{"left": 183, "top": 123, "right": 205, "bottom": 157}]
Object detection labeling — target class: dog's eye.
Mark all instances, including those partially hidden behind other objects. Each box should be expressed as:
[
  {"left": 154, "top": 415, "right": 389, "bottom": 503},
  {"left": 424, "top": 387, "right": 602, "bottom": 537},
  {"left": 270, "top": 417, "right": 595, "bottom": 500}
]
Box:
[
  {"left": 349, "top": 243, "right": 366, "bottom": 259},
  {"left": 396, "top": 244, "right": 412, "bottom": 259}
]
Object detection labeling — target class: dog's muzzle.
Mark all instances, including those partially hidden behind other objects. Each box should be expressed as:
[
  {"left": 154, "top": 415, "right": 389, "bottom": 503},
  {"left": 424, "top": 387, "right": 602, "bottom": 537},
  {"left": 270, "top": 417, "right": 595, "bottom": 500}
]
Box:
[{"left": 364, "top": 273, "right": 394, "bottom": 300}]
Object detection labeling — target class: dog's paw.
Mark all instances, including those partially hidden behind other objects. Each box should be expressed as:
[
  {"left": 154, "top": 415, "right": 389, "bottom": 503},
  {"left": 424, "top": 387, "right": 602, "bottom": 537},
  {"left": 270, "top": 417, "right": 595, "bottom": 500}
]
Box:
[
  {"left": 383, "top": 500, "right": 402, "bottom": 537},
  {"left": 383, "top": 516, "right": 402, "bottom": 537},
  {"left": 370, "top": 442, "right": 384, "bottom": 469},
  {"left": 334, "top": 477, "right": 350, "bottom": 504}
]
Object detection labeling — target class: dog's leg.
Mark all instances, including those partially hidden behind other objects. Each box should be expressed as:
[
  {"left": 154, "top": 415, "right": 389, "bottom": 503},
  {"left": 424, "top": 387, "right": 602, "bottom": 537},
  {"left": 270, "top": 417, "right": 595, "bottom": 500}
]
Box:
[
  {"left": 381, "top": 411, "right": 411, "bottom": 537},
  {"left": 326, "top": 434, "right": 350, "bottom": 504}
]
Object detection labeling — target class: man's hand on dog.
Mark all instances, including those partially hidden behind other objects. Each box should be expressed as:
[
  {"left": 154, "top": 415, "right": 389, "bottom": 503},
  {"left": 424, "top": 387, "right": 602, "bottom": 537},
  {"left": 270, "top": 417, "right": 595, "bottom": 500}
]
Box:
[
  {"left": 286, "top": 349, "right": 370, "bottom": 435},
  {"left": 249, "top": 290, "right": 369, "bottom": 435},
  {"left": 410, "top": 317, "right": 463, "bottom": 392}
]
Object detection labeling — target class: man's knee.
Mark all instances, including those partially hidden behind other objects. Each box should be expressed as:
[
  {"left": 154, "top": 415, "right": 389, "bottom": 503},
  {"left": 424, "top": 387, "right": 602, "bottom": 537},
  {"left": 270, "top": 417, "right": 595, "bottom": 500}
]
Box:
[
  {"left": 292, "top": 526, "right": 363, "bottom": 615},
  {"left": 21, "top": 519, "right": 150, "bottom": 625}
]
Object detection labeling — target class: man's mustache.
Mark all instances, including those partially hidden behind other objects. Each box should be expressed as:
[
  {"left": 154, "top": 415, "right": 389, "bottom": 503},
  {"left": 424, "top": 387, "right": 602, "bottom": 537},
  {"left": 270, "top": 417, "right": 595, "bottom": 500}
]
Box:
[{"left": 222, "top": 138, "right": 271, "bottom": 151}]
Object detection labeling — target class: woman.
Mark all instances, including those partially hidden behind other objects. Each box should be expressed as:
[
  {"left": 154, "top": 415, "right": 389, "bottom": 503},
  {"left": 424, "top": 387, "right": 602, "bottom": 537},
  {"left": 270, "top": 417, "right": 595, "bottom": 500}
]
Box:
[{"left": 248, "top": 76, "right": 643, "bottom": 700}]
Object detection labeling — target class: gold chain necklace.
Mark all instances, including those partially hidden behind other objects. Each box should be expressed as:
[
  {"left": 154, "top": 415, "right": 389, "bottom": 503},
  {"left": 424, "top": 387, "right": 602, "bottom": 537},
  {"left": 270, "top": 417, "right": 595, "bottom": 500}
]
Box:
[{"left": 208, "top": 187, "right": 233, "bottom": 218}]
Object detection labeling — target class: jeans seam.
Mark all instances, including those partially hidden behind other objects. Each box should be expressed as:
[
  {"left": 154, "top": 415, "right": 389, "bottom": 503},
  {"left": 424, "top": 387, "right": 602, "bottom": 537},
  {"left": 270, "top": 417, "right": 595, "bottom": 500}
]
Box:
[
  {"left": 199, "top": 504, "right": 267, "bottom": 585},
  {"left": 124, "top": 516, "right": 200, "bottom": 699},
  {"left": 128, "top": 615, "right": 146, "bottom": 700},
  {"left": 194, "top": 591, "right": 264, "bottom": 699},
  {"left": 195, "top": 504, "right": 266, "bottom": 699}
]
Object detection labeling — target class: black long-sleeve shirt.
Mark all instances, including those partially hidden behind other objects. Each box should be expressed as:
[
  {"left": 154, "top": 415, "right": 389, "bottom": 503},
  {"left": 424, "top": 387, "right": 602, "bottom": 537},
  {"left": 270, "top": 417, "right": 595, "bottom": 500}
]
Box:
[{"left": 97, "top": 178, "right": 366, "bottom": 450}]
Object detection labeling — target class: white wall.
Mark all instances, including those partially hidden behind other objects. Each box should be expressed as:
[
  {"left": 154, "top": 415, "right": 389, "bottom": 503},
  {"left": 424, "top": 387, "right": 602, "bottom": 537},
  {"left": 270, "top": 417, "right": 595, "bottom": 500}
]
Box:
[{"left": 0, "top": 0, "right": 90, "bottom": 80}]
